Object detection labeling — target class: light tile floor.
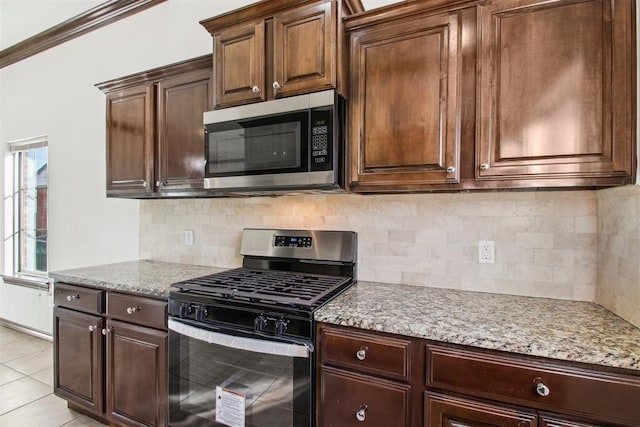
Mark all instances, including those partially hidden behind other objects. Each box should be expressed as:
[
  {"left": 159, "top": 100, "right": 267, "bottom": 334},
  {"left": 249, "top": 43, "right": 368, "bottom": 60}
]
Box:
[{"left": 0, "top": 325, "right": 106, "bottom": 427}]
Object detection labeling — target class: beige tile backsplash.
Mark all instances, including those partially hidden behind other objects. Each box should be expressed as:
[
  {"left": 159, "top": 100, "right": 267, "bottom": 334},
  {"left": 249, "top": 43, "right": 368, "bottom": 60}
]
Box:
[
  {"left": 140, "top": 190, "right": 601, "bottom": 302},
  {"left": 596, "top": 185, "right": 640, "bottom": 327}
]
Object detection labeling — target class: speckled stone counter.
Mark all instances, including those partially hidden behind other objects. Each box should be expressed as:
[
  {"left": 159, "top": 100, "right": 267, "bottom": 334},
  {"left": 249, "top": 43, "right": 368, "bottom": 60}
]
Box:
[
  {"left": 315, "top": 281, "right": 640, "bottom": 372},
  {"left": 49, "top": 260, "right": 227, "bottom": 299}
]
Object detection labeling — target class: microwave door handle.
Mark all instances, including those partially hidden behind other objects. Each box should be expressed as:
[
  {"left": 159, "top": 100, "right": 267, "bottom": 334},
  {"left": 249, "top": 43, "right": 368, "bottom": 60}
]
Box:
[{"left": 168, "top": 318, "right": 310, "bottom": 358}]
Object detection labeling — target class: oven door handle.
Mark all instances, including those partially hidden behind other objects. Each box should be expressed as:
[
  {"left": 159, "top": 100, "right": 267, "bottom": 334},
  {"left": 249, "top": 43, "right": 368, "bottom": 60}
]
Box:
[{"left": 168, "top": 318, "right": 311, "bottom": 358}]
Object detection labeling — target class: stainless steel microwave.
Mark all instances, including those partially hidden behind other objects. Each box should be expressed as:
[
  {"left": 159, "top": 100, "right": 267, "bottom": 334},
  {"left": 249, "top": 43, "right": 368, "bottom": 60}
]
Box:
[{"left": 203, "top": 90, "right": 345, "bottom": 193}]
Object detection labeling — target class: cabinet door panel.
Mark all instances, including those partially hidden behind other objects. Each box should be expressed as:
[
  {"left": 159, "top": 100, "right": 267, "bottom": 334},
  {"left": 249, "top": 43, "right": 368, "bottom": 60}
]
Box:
[
  {"left": 54, "top": 307, "right": 104, "bottom": 414},
  {"left": 106, "top": 84, "right": 154, "bottom": 194},
  {"left": 425, "top": 392, "right": 537, "bottom": 427},
  {"left": 477, "top": 0, "right": 634, "bottom": 182},
  {"left": 273, "top": 1, "right": 335, "bottom": 97},
  {"left": 214, "top": 21, "right": 265, "bottom": 108},
  {"left": 349, "top": 10, "right": 465, "bottom": 190},
  {"left": 106, "top": 319, "right": 167, "bottom": 427},
  {"left": 157, "top": 68, "right": 211, "bottom": 190}
]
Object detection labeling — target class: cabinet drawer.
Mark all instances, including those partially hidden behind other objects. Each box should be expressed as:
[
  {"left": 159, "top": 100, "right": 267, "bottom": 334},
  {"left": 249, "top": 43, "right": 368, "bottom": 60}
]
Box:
[
  {"left": 320, "top": 366, "right": 410, "bottom": 427},
  {"left": 54, "top": 283, "right": 104, "bottom": 315},
  {"left": 107, "top": 293, "right": 167, "bottom": 330},
  {"left": 321, "top": 326, "right": 411, "bottom": 381},
  {"left": 425, "top": 391, "right": 537, "bottom": 427},
  {"left": 427, "top": 345, "right": 640, "bottom": 426}
]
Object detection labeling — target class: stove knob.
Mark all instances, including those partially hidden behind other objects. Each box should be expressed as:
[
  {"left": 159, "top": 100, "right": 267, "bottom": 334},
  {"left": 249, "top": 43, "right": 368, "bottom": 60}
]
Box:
[
  {"left": 254, "top": 315, "right": 268, "bottom": 332},
  {"left": 196, "top": 306, "right": 209, "bottom": 321},
  {"left": 274, "top": 319, "right": 288, "bottom": 336},
  {"left": 179, "top": 303, "right": 193, "bottom": 318}
]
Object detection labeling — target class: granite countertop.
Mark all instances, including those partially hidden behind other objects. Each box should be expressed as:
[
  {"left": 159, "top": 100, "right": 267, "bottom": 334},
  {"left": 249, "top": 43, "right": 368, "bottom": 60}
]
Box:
[
  {"left": 315, "top": 281, "right": 640, "bottom": 372},
  {"left": 49, "top": 260, "right": 227, "bottom": 299}
]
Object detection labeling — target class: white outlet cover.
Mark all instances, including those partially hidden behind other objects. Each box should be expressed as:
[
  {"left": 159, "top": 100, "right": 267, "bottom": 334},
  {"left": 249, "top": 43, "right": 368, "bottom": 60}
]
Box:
[
  {"left": 478, "top": 240, "right": 495, "bottom": 264},
  {"left": 185, "top": 230, "right": 195, "bottom": 246}
]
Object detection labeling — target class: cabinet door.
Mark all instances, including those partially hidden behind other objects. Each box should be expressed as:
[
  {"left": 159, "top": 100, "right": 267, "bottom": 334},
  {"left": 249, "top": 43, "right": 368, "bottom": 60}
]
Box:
[
  {"left": 106, "top": 319, "right": 168, "bottom": 427},
  {"left": 273, "top": 1, "right": 335, "bottom": 98},
  {"left": 476, "top": 0, "right": 635, "bottom": 185},
  {"left": 156, "top": 68, "right": 211, "bottom": 191},
  {"left": 348, "top": 10, "right": 465, "bottom": 191},
  {"left": 105, "top": 84, "right": 154, "bottom": 195},
  {"left": 214, "top": 21, "right": 265, "bottom": 108},
  {"left": 54, "top": 307, "right": 104, "bottom": 414},
  {"left": 424, "top": 392, "right": 537, "bottom": 427},
  {"left": 320, "top": 366, "right": 411, "bottom": 427}
]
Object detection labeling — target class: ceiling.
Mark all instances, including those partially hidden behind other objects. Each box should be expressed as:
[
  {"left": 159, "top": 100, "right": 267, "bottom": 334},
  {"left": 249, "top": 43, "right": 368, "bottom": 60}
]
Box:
[{"left": 0, "top": 0, "right": 402, "bottom": 51}]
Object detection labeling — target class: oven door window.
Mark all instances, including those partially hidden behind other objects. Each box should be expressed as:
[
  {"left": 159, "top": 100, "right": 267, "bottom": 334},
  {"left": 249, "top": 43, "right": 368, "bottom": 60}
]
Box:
[
  {"left": 206, "top": 112, "right": 309, "bottom": 177},
  {"left": 169, "top": 328, "right": 311, "bottom": 427}
]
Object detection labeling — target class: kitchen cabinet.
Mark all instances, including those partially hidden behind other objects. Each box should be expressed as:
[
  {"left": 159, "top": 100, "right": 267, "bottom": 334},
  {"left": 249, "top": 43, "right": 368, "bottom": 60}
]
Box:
[
  {"left": 344, "top": 0, "right": 635, "bottom": 192},
  {"left": 318, "top": 324, "right": 414, "bottom": 426},
  {"left": 475, "top": 0, "right": 635, "bottom": 188},
  {"left": 345, "top": 4, "right": 475, "bottom": 191},
  {"left": 201, "top": 0, "right": 362, "bottom": 109},
  {"left": 97, "top": 55, "right": 212, "bottom": 198},
  {"left": 317, "top": 323, "right": 640, "bottom": 427},
  {"left": 53, "top": 282, "right": 168, "bottom": 427}
]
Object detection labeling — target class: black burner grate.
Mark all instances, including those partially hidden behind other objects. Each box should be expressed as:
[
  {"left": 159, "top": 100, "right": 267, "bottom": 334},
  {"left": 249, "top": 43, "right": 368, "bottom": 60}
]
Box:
[{"left": 171, "top": 268, "right": 351, "bottom": 308}]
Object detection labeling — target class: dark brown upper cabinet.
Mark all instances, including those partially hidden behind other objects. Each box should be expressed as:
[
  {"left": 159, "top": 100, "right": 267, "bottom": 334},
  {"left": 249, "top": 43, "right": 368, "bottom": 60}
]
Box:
[
  {"left": 345, "top": 3, "right": 476, "bottom": 192},
  {"left": 345, "top": 0, "right": 635, "bottom": 193},
  {"left": 201, "top": 0, "right": 363, "bottom": 109},
  {"left": 475, "top": 0, "right": 636, "bottom": 188},
  {"left": 97, "top": 55, "right": 212, "bottom": 198}
]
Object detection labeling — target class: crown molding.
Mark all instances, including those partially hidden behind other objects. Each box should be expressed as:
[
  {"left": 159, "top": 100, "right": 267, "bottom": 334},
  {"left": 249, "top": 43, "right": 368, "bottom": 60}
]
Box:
[{"left": 0, "top": 0, "right": 167, "bottom": 69}]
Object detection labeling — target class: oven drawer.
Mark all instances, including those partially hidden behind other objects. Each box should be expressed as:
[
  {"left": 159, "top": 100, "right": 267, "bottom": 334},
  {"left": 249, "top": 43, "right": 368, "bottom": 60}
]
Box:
[
  {"left": 107, "top": 293, "right": 167, "bottom": 330},
  {"left": 321, "top": 326, "right": 411, "bottom": 381},
  {"left": 54, "top": 283, "right": 104, "bottom": 315},
  {"left": 427, "top": 345, "right": 640, "bottom": 426},
  {"left": 320, "top": 366, "right": 410, "bottom": 427}
]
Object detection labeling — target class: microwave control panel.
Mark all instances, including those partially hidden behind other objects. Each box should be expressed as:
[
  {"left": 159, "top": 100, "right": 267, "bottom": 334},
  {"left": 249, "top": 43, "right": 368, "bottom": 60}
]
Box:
[{"left": 310, "top": 109, "right": 332, "bottom": 171}]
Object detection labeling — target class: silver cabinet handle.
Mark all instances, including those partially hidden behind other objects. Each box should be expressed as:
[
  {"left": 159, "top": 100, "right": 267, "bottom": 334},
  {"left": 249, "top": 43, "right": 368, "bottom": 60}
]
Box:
[
  {"left": 143, "top": 181, "right": 149, "bottom": 188},
  {"left": 446, "top": 166, "right": 456, "bottom": 174},
  {"left": 355, "top": 346, "right": 368, "bottom": 361},
  {"left": 355, "top": 405, "right": 367, "bottom": 422},
  {"left": 252, "top": 86, "right": 260, "bottom": 93},
  {"left": 101, "top": 327, "right": 113, "bottom": 335},
  {"left": 536, "top": 381, "right": 550, "bottom": 397},
  {"left": 126, "top": 306, "right": 140, "bottom": 315},
  {"left": 66, "top": 294, "right": 80, "bottom": 302},
  {"left": 480, "top": 163, "right": 490, "bottom": 170},
  {"left": 272, "top": 81, "right": 281, "bottom": 94},
  {"left": 89, "top": 325, "right": 96, "bottom": 332},
  {"left": 534, "top": 377, "right": 550, "bottom": 397},
  {"left": 156, "top": 181, "right": 164, "bottom": 187}
]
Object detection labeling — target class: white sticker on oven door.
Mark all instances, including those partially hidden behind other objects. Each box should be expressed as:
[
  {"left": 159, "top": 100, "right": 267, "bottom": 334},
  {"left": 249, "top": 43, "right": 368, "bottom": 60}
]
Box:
[{"left": 216, "top": 386, "right": 245, "bottom": 427}]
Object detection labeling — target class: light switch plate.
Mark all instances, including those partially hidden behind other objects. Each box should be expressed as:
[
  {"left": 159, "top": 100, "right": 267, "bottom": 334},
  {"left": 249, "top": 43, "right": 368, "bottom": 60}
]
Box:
[{"left": 184, "top": 230, "right": 195, "bottom": 246}]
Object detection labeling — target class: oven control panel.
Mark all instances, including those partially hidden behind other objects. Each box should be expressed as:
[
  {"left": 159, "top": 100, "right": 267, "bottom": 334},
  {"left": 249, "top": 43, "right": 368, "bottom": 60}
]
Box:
[{"left": 275, "top": 235, "right": 312, "bottom": 248}]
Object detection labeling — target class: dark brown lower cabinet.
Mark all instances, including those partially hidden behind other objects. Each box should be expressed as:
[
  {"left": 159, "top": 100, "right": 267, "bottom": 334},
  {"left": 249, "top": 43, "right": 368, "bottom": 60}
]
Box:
[
  {"left": 54, "top": 283, "right": 168, "bottom": 427},
  {"left": 318, "top": 323, "right": 640, "bottom": 427},
  {"left": 106, "top": 319, "right": 167, "bottom": 427},
  {"left": 54, "top": 307, "right": 104, "bottom": 414},
  {"left": 424, "top": 392, "right": 537, "bottom": 427}
]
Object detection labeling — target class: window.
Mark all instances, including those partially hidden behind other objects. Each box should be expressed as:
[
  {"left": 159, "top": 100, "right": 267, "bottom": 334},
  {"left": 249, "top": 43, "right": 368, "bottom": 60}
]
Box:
[{"left": 4, "top": 136, "right": 48, "bottom": 279}]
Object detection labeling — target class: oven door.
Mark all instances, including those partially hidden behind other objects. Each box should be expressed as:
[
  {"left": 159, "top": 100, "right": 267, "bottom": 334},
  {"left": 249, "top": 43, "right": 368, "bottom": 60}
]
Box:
[{"left": 168, "top": 318, "right": 313, "bottom": 427}]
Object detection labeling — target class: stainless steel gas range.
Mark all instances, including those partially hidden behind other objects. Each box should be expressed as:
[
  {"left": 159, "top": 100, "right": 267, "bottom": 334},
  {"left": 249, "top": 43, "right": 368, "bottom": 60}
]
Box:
[{"left": 167, "top": 228, "right": 357, "bottom": 427}]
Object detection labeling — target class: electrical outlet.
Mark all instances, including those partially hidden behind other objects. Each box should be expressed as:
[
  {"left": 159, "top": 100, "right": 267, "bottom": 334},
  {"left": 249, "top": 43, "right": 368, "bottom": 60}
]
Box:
[
  {"left": 478, "top": 240, "right": 495, "bottom": 264},
  {"left": 184, "top": 230, "right": 195, "bottom": 246}
]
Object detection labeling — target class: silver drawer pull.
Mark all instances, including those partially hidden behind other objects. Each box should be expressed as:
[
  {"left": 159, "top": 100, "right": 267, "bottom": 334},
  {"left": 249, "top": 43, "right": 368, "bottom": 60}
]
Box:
[
  {"left": 89, "top": 325, "right": 96, "bottom": 332},
  {"left": 534, "top": 377, "right": 550, "bottom": 397},
  {"left": 355, "top": 405, "right": 367, "bottom": 422},
  {"left": 66, "top": 294, "right": 80, "bottom": 302},
  {"left": 126, "top": 306, "right": 140, "bottom": 315},
  {"left": 101, "top": 327, "right": 114, "bottom": 335},
  {"left": 355, "top": 346, "right": 368, "bottom": 361}
]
